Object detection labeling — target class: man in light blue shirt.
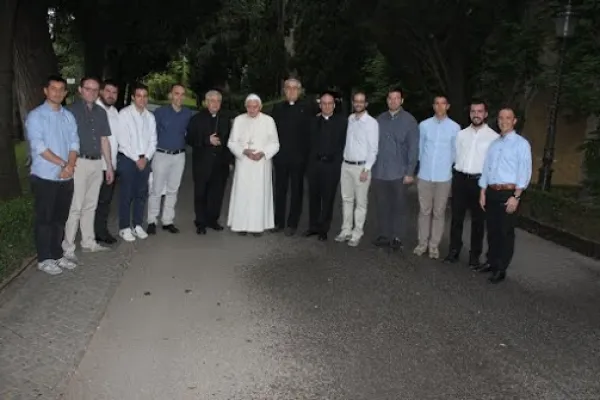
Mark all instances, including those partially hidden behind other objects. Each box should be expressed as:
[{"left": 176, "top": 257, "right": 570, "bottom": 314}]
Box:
[
  {"left": 478, "top": 107, "right": 532, "bottom": 284},
  {"left": 27, "top": 75, "right": 80, "bottom": 275},
  {"left": 414, "top": 95, "right": 460, "bottom": 259}
]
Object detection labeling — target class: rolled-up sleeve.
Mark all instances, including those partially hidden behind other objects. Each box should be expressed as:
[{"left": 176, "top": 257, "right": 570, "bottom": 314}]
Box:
[
  {"left": 25, "top": 111, "right": 48, "bottom": 156},
  {"left": 66, "top": 113, "right": 80, "bottom": 153},
  {"left": 516, "top": 140, "right": 532, "bottom": 190}
]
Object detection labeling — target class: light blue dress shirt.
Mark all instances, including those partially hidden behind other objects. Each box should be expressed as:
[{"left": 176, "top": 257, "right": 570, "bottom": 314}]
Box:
[
  {"left": 27, "top": 101, "right": 79, "bottom": 181},
  {"left": 478, "top": 131, "right": 532, "bottom": 190},
  {"left": 417, "top": 116, "right": 460, "bottom": 182}
]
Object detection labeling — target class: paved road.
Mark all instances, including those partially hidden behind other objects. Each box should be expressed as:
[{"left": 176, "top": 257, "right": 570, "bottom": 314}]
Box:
[{"left": 57, "top": 158, "right": 600, "bottom": 399}]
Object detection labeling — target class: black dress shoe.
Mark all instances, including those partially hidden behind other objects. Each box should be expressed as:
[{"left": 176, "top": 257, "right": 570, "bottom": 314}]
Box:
[
  {"left": 488, "top": 271, "right": 506, "bottom": 284},
  {"left": 372, "top": 236, "right": 389, "bottom": 247},
  {"left": 238, "top": 231, "right": 247, "bottom": 236},
  {"left": 252, "top": 232, "right": 263, "bottom": 237},
  {"left": 147, "top": 223, "right": 157, "bottom": 235},
  {"left": 303, "top": 230, "right": 318, "bottom": 237},
  {"left": 96, "top": 234, "right": 117, "bottom": 244},
  {"left": 196, "top": 226, "right": 207, "bottom": 235},
  {"left": 443, "top": 250, "right": 460, "bottom": 264},
  {"left": 284, "top": 227, "right": 296, "bottom": 236},
  {"left": 475, "top": 263, "right": 492, "bottom": 273},
  {"left": 318, "top": 233, "right": 327, "bottom": 241},
  {"left": 272, "top": 226, "right": 283, "bottom": 233},
  {"left": 468, "top": 254, "right": 481, "bottom": 267},
  {"left": 390, "top": 237, "right": 402, "bottom": 250},
  {"left": 163, "top": 224, "right": 180, "bottom": 234},
  {"left": 208, "top": 223, "right": 224, "bottom": 231}
]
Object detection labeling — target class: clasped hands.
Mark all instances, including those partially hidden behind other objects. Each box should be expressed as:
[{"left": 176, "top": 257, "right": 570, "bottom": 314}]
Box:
[
  {"left": 243, "top": 149, "right": 265, "bottom": 161},
  {"left": 59, "top": 163, "right": 75, "bottom": 179}
]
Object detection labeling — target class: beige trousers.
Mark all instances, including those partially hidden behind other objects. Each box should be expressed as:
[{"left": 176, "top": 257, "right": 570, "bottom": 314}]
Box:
[
  {"left": 340, "top": 162, "right": 371, "bottom": 239},
  {"left": 63, "top": 158, "right": 104, "bottom": 252},
  {"left": 417, "top": 178, "right": 452, "bottom": 248},
  {"left": 147, "top": 152, "right": 186, "bottom": 225}
]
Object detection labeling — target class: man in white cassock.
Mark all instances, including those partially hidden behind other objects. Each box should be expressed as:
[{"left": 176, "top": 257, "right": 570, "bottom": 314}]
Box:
[{"left": 227, "top": 94, "right": 280, "bottom": 236}]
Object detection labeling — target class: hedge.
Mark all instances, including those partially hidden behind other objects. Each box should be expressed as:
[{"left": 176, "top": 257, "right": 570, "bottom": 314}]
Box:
[{"left": 0, "top": 194, "right": 35, "bottom": 280}]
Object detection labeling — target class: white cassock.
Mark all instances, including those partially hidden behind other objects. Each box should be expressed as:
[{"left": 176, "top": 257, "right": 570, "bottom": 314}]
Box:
[{"left": 227, "top": 112, "right": 280, "bottom": 232}]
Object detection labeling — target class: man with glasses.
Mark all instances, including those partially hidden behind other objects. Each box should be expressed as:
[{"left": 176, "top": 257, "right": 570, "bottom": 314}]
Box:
[
  {"left": 63, "top": 76, "right": 114, "bottom": 260},
  {"left": 271, "top": 78, "right": 311, "bottom": 236},
  {"left": 334, "top": 91, "right": 378, "bottom": 247}
]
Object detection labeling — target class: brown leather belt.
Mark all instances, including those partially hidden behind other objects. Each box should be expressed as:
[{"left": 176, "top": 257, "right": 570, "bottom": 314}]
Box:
[{"left": 489, "top": 183, "right": 516, "bottom": 191}]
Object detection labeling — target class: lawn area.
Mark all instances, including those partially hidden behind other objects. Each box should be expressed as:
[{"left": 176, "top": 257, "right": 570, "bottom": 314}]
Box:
[{"left": 0, "top": 141, "right": 35, "bottom": 282}]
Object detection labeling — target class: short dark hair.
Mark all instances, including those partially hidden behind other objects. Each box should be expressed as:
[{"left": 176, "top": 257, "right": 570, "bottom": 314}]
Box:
[
  {"left": 101, "top": 79, "right": 119, "bottom": 90},
  {"left": 80, "top": 76, "right": 101, "bottom": 87},
  {"left": 470, "top": 98, "right": 488, "bottom": 112},
  {"left": 352, "top": 90, "right": 368, "bottom": 102},
  {"left": 388, "top": 87, "right": 404, "bottom": 97},
  {"left": 433, "top": 94, "right": 449, "bottom": 103},
  {"left": 131, "top": 82, "right": 149, "bottom": 95},
  {"left": 498, "top": 105, "right": 517, "bottom": 117},
  {"left": 45, "top": 75, "right": 67, "bottom": 88},
  {"left": 170, "top": 83, "right": 185, "bottom": 92}
]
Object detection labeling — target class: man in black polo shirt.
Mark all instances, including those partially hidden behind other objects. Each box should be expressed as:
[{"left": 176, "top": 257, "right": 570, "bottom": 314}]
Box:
[{"left": 63, "top": 77, "right": 114, "bottom": 260}]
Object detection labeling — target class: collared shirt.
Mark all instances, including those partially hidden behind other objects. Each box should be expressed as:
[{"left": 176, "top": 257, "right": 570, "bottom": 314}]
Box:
[
  {"left": 95, "top": 99, "right": 119, "bottom": 170},
  {"left": 26, "top": 101, "right": 79, "bottom": 181},
  {"left": 66, "top": 99, "right": 111, "bottom": 157},
  {"left": 479, "top": 131, "right": 532, "bottom": 190},
  {"left": 116, "top": 105, "right": 157, "bottom": 162},
  {"left": 153, "top": 104, "right": 193, "bottom": 151},
  {"left": 343, "top": 111, "right": 379, "bottom": 170},
  {"left": 418, "top": 115, "right": 460, "bottom": 182},
  {"left": 372, "top": 108, "right": 419, "bottom": 181},
  {"left": 454, "top": 123, "right": 499, "bottom": 175}
]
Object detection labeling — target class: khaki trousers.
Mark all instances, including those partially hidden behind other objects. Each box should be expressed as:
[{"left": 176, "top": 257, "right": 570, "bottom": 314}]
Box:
[
  {"left": 147, "top": 152, "right": 186, "bottom": 225},
  {"left": 417, "top": 178, "right": 451, "bottom": 248},
  {"left": 63, "top": 158, "right": 104, "bottom": 252},
  {"left": 340, "top": 162, "right": 371, "bottom": 239}
]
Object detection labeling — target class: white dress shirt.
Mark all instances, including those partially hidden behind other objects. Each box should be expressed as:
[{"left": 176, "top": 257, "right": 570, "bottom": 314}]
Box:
[
  {"left": 343, "top": 111, "right": 379, "bottom": 170},
  {"left": 117, "top": 104, "right": 157, "bottom": 162},
  {"left": 454, "top": 123, "right": 499, "bottom": 175},
  {"left": 95, "top": 99, "right": 119, "bottom": 170}
]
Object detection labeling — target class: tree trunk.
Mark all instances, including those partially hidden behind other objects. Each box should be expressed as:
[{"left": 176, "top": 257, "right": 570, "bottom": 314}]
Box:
[
  {"left": 13, "top": 0, "right": 59, "bottom": 130},
  {"left": 76, "top": 0, "right": 106, "bottom": 77},
  {"left": 0, "top": 0, "right": 22, "bottom": 201}
]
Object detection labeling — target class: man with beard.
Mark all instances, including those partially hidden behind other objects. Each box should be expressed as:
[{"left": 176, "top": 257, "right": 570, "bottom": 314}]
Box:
[
  {"left": 334, "top": 91, "right": 378, "bottom": 247},
  {"left": 478, "top": 107, "right": 531, "bottom": 283},
  {"left": 443, "top": 100, "right": 498, "bottom": 267},
  {"left": 186, "top": 90, "right": 235, "bottom": 234},
  {"left": 147, "top": 84, "right": 193, "bottom": 235},
  {"left": 271, "top": 78, "right": 311, "bottom": 236},
  {"left": 305, "top": 91, "right": 347, "bottom": 241},
  {"left": 94, "top": 80, "right": 120, "bottom": 244}
]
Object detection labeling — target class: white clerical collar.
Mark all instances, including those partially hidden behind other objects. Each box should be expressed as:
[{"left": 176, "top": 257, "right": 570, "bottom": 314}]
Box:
[
  {"left": 289, "top": 101, "right": 295, "bottom": 105},
  {"left": 323, "top": 115, "right": 331, "bottom": 120},
  {"left": 211, "top": 114, "right": 217, "bottom": 118}
]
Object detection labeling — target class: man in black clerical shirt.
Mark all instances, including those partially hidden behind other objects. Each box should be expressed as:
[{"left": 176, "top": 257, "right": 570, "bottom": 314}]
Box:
[
  {"left": 186, "top": 89, "right": 235, "bottom": 235},
  {"left": 270, "top": 78, "right": 311, "bottom": 236},
  {"left": 304, "top": 91, "right": 348, "bottom": 241}
]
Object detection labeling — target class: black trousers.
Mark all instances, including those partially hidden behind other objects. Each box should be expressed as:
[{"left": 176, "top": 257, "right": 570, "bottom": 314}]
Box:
[
  {"left": 373, "top": 178, "right": 408, "bottom": 240},
  {"left": 485, "top": 189, "right": 517, "bottom": 272},
  {"left": 193, "top": 161, "right": 230, "bottom": 227},
  {"left": 30, "top": 175, "right": 74, "bottom": 262},
  {"left": 94, "top": 171, "right": 115, "bottom": 237},
  {"left": 449, "top": 171, "right": 486, "bottom": 257},
  {"left": 274, "top": 162, "right": 305, "bottom": 229},
  {"left": 307, "top": 160, "right": 341, "bottom": 233}
]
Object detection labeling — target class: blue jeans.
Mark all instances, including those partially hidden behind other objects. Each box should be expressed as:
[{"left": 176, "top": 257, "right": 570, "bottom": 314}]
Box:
[{"left": 118, "top": 153, "right": 150, "bottom": 230}]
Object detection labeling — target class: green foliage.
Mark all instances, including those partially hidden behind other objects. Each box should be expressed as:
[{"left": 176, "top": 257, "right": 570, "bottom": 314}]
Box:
[
  {"left": 0, "top": 196, "right": 35, "bottom": 279},
  {"left": 145, "top": 56, "right": 196, "bottom": 101}
]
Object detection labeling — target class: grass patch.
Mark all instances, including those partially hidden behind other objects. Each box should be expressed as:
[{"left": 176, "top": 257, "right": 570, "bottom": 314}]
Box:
[{"left": 0, "top": 141, "right": 34, "bottom": 281}]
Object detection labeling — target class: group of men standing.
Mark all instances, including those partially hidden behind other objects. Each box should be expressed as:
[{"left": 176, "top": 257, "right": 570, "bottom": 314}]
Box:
[{"left": 27, "top": 74, "right": 531, "bottom": 285}]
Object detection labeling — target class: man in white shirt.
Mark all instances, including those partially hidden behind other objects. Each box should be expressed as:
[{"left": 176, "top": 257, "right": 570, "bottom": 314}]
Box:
[
  {"left": 334, "top": 91, "right": 378, "bottom": 247},
  {"left": 443, "top": 99, "right": 498, "bottom": 267},
  {"left": 94, "top": 80, "right": 120, "bottom": 244},
  {"left": 115, "top": 82, "right": 157, "bottom": 242}
]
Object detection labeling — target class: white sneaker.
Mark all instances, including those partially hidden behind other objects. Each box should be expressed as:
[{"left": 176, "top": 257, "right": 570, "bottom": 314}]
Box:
[
  {"left": 348, "top": 237, "right": 361, "bottom": 247},
  {"left": 57, "top": 257, "right": 77, "bottom": 270},
  {"left": 334, "top": 232, "right": 352, "bottom": 242},
  {"left": 429, "top": 247, "right": 440, "bottom": 259},
  {"left": 82, "top": 242, "right": 109, "bottom": 252},
  {"left": 413, "top": 244, "right": 428, "bottom": 256},
  {"left": 63, "top": 251, "right": 78, "bottom": 263},
  {"left": 119, "top": 228, "right": 136, "bottom": 242},
  {"left": 38, "top": 260, "right": 62, "bottom": 275},
  {"left": 133, "top": 225, "right": 148, "bottom": 239}
]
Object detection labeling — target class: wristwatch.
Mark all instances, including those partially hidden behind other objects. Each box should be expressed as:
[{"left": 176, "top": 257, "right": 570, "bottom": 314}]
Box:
[
  {"left": 514, "top": 194, "right": 521, "bottom": 201},
  {"left": 60, "top": 162, "right": 67, "bottom": 169}
]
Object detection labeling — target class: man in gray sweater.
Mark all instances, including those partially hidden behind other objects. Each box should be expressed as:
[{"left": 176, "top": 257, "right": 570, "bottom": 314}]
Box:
[{"left": 371, "top": 88, "right": 419, "bottom": 250}]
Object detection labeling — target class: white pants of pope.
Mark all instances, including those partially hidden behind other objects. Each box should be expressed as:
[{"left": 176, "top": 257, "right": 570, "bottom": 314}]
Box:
[
  {"left": 339, "top": 162, "right": 371, "bottom": 240},
  {"left": 147, "top": 152, "right": 185, "bottom": 225}
]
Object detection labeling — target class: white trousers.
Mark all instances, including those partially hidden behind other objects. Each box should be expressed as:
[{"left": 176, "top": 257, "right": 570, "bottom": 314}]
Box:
[
  {"left": 63, "top": 158, "right": 104, "bottom": 252},
  {"left": 147, "top": 152, "right": 186, "bottom": 225},
  {"left": 340, "top": 162, "right": 371, "bottom": 239}
]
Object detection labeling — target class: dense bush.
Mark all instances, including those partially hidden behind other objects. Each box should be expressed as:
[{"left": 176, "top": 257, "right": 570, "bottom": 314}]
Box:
[{"left": 0, "top": 195, "right": 35, "bottom": 280}]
